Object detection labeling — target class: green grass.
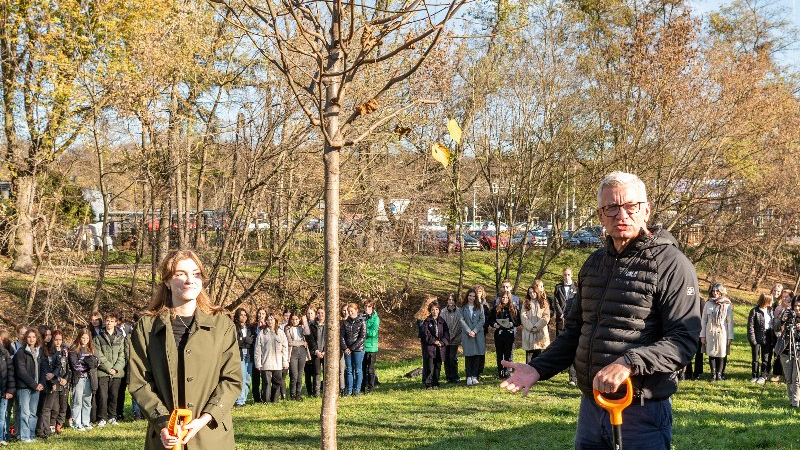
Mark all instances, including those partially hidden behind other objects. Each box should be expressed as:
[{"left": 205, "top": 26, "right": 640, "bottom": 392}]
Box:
[{"left": 17, "top": 339, "right": 800, "bottom": 450}]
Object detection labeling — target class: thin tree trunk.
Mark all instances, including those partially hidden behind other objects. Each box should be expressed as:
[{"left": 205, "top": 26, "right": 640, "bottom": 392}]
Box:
[
  {"left": 92, "top": 136, "right": 111, "bottom": 314},
  {"left": 321, "top": 5, "right": 343, "bottom": 447}
]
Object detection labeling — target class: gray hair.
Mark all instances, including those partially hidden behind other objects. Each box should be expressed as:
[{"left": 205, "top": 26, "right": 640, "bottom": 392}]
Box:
[{"left": 597, "top": 171, "right": 648, "bottom": 205}]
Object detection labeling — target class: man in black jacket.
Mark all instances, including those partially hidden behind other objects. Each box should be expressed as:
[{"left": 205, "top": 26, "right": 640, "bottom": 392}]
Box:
[
  {"left": 552, "top": 267, "right": 577, "bottom": 386},
  {"left": 501, "top": 171, "right": 701, "bottom": 450}
]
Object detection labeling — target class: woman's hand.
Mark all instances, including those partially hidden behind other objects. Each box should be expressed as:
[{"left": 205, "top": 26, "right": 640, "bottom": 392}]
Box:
[
  {"left": 161, "top": 426, "right": 180, "bottom": 449},
  {"left": 45, "top": 373, "right": 54, "bottom": 380},
  {"left": 344, "top": 348, "right": 351, "bottom": 355},
  {"left": 468, "top": 331, "right": 476, "bottom": 338},
  {"left": 181, "top": 413, "right": 213, "bottom": 445},
  {"left": 35, "top": 383, "right": 44, "bottom": 391}
]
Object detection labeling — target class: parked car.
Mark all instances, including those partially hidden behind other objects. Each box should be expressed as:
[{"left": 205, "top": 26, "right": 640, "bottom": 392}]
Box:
[
  {"left": 479, "top": 221, "right": 509, "bottom": 232},
  {"left": 455, "top": 233, "right": 482, "bottom": 251},
  {"left": 511, "top": 230, "right": 548, "bottom": 247},
  {"left": 470, "top": 229, "right": 510, "bottom": 250},
  {"left": 575, "top": 230, "right": 603, "bottom": 247},
  {"left": 561, "top": 231, "right": 581, "bottom": 249}
]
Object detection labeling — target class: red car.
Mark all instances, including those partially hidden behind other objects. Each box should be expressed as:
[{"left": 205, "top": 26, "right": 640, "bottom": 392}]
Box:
[{"left": 470, "top": 230, "right": 509, "bottom": 250}]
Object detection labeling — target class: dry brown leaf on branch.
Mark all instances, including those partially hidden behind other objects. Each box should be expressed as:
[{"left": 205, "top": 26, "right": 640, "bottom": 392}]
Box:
[
  {"left": 394, "top": 125, "right": 411, "bottom": 138},
  {"left": 355, "top": 98, "right": 379, "bottom": 116}
]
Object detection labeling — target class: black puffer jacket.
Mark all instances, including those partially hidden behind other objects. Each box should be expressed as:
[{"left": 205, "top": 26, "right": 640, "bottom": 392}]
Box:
[
  {"left": 747, "top": 306, "right": 773, "bottom": 346},
  {"left": 530, "top": 227, "right": 701, "bottom": 400},
  {"left": 0, "top": 346, "right": 15, "bottom": 396},
  {"left": 13, "top": 346, "right": 45, "bottom": 391},
  {"left": 340, "top": 316, "right": 366, "bottom": 352}
]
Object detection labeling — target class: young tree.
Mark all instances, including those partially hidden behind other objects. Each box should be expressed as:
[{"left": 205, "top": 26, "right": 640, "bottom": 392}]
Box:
[{"left": 212, "top": 0, "right": 467, "bottom": 447}]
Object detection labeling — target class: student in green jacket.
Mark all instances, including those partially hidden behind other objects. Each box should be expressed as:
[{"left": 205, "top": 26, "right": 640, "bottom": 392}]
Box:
[
  {"left": 94, "top": 311, "right": 126, "bottom": 427},
  {"left": 128, "top": 249, "right": 241, "bottom": 450},
  {"left": 361, "top": 299, "right": 380, "bottom": 394}
]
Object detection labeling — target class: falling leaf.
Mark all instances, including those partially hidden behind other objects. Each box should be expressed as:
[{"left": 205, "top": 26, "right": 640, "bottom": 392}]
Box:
[
  {"left": 447, "top": 118, "right": 462, "bottom": 146},
  {"left": 431, "top": 143, "right": 450, "bottom": 168}
]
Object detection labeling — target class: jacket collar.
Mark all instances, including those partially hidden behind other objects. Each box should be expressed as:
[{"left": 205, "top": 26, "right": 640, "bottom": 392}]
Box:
[{"left": 153, "top": 308, "right": 217, "bottom": 332}]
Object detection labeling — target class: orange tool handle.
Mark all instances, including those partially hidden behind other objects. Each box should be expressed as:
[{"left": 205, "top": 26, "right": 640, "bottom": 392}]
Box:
[
  {"left": 167, "top": 409, "right": 193, "bottom": 450},
  {"left": 593, "top": 377, "right": 633, "bottom": 426}
]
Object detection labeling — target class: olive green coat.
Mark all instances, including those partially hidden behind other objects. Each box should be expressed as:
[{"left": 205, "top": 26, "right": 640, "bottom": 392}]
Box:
[{"left": 128, "top": 309, "right": 242, "bottom": 450}]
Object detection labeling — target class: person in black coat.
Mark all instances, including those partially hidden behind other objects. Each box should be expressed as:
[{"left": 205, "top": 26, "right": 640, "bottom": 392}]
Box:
[
  {"left": 488, "top": 292, "right": 521, "bottom": 379},
  {"left": 251, "top": 308, "right": 268, "bottom": 403},
  {"left": 0, "top": 333, "right": 15, "bottom": 445},
  {"left": 748, "top": 293, "right": 775, "bottom": 383},
  {"left": 304, "top": 307, "right": 324, "bottom": 397},
  {"left": 35, "top": 332, "right": 63, "bottom": 439},
  {"left": 234, "top": 308, "right": 255, "bottom": 406},
  {"left": 422, "top": 301, "right": 450, "bottom": 389},
  {"left": 13, "top": 329, "right": 44, "bottom": 443},
  {"left": 50, "top": 331, "right": 71, "bottom": 434}
]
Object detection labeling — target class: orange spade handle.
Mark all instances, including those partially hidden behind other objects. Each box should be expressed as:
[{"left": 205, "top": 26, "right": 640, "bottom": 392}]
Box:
[
  {"left": 593, "top": 377, "right": 633, "bottom": 426},
  {"left": 167, "top": 409, "right": 193, "bottom": 450}
]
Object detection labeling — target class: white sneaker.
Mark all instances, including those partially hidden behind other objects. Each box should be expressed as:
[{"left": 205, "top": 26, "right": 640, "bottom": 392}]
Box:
[
  {"left": 757, "top": 377, "right": 766, "bottom": 384},
  {"left": 749, "top": 377, "right": 758, "bottom": 383},
  {"left": 98, "top": 419, "right": 107, "bottom": 427},
  {"left": 472, "top": 377, "right": 480, "bottom": 385},
  {"left": 108, "top": 418, "right": 118, "bottom": 425}
]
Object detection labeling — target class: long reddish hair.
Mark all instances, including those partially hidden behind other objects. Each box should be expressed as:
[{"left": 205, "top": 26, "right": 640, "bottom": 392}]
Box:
[
  {"left": 496, "top": 292, "right": 518, "bottom": 317},
  {"left": 145, "top": 249, "right": 222, "bottom": 316}
]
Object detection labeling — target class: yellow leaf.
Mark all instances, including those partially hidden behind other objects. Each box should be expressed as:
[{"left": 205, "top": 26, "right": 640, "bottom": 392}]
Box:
[
  {"left": 431, "top": 143, "right": 451, "bottom": 168},
  {"left": 447, "top": 119, "right": 462, "bottom": 146}
]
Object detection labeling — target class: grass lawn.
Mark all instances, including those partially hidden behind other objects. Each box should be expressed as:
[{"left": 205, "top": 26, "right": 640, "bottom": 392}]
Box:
[{"left": 17, "top": 340, "right": 800, "bottom": 450}]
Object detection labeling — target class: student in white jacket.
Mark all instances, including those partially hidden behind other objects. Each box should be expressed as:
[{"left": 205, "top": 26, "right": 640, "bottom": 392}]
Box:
[{"left": 254, "top": 314, "right": 288, "bottom": 403}]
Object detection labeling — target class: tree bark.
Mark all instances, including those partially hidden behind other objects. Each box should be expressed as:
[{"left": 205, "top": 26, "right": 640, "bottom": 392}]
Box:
[{"left": 11, "top": 175, "right": 36, "bottom": 273}]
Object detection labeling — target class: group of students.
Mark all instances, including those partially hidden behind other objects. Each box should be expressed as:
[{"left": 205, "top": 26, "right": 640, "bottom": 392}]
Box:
[
  {"left": 414, "top": 270, "right": 578, "bottom": 389},
  {"left": 687, "top": 282, "right": 800, "bottom": 406},
  {"left": 231, "top": 299, "right": 381, "bottom": 404},
  {"left": 0, "top": 310, "right": 137, "bottom": 445}
]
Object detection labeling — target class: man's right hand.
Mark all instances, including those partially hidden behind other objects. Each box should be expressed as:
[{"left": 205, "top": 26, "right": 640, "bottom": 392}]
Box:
[{"left": 499, "top": 360, "right": 540, "bottom": 397}]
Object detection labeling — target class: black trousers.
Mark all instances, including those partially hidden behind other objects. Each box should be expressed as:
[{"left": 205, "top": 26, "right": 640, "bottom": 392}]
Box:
[
  {"left": 444, "top": 345, "right": 459, "bottom": 382},
  {"left": 464, "top": 355, "right": 482, "bottom": 378},
  {"left": 494, "top": 331, "right": 515, "bottom": 376},
  {"left": 260, "top": 369, "right": 283, "bottom": 403},
  {"left": 304, "top": 357, "right": 322, "bottom": 396},
  {"left": 116, "top": 374, "right": 127, "bottom": 420},
  {"left": 752, "top": 341, "right": 774, "bottom": 378},
  {"left": 684, "top": 338, "right": 705, "bottom": 379},
  {"left": 288, "top": 346, "right": 307, "bottom": 397},
  {"left": 97, "top": 377, "right": 122, "bottom": 421},
  {"left": 280, "top": 368, "right": 288, "bottom": 399},
  {"left": 55, "top": 389, "right": 69, "bottom": 427},
  {"left": 525, "top": 349, "right": 543, "bottom": 365},
  {"left": 252, "top": 368, "right": 264, "bottom": 403},
  {"left": 36, "top": 390, "right": 59, "bottom": 436},
  {"left": 362, "top": 352, "right": 377, "bottom": 391},
  {"left": 423, "top": 355, "right": 442, "bottom": 387}
]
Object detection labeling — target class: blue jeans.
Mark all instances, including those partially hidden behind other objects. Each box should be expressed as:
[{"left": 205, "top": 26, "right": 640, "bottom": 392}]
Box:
[
  {"left": 16, "top": 388, "right": 39, "bottom": 441},
  {"left": 0, "top": 397, "right": 7, "bottom": 442},
  {"left": 236, "top": 353, "right": 253, "bottom": 405},
  {"left": 344, "top": 350, "right": 365, "bottom": 394},
  {"left": 575, "top": 395, "right": 672, "bottom": 450},
  {"left": 71, "top": 377, "right": 93, "bottom": 428}
]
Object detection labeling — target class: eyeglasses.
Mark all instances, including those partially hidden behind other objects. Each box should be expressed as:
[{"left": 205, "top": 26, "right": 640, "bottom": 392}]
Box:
[{"left": 599, "top": 202, "right": 646, "bottom": 218}]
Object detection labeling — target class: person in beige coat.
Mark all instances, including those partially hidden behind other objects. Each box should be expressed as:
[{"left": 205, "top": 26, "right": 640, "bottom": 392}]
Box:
[
  {"left": 254, "top": 314, "right": 289, "bottom": 403},
  {"left": 700, "top": 282, "right": 734, "bottom": 381},
  {"left": 128, "top": 249, "right": 242, "bottom": 450},
  {"left": 521, "top": 280, "right": 551, "bottom": 364}
]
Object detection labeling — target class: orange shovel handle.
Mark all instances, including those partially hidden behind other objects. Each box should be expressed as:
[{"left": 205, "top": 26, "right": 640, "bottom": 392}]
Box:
[
  {"left": 593, "top": 377, "right": 633, "bottom": 426},
  {"left": 167, "top": 408, "right": 193, "bottom": 450}
]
